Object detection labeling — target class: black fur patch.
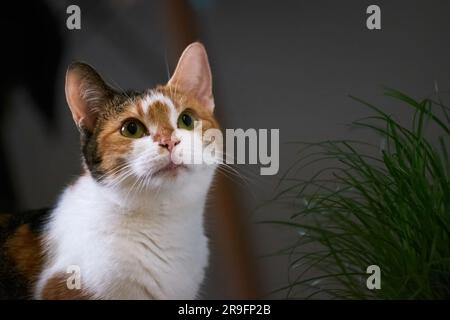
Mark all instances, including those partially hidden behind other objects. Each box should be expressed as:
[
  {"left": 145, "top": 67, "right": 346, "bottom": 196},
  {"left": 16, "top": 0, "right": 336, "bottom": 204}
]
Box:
[
  {"left": 80, "top": 91, "right": 144, "bottom": 182},
  {"left": 0, "top": 208, "right": 51, "bottom": 299}
]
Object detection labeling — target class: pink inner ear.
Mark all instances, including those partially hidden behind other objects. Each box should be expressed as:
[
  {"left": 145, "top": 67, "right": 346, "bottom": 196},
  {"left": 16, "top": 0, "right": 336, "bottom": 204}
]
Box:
[
  {"left": 65, "top": 63, "right": 112, "bottom": 132},
  {"left": 168, "top": 42, "right": 214, "bottom": 112},
  {"left": 65, "top": 72, "right": 94, "bottom": 130},
  {"left": 66, "top": 72, "right": 83, "bottom": 127}
]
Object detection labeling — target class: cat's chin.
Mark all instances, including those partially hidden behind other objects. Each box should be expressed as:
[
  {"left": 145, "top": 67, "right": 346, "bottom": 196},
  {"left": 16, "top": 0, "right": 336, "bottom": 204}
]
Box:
[
  {"left": 146, "top": 163, "right": 216, "bottom": 190},
  {"left": 153, "top": 162, "right": 188, "bottom": 177}
]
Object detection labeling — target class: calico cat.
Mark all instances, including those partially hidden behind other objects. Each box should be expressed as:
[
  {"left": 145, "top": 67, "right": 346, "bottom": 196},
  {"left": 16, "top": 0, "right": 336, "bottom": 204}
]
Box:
[{"left": 0, "top": 42, "right": 220, "bottom": 299}]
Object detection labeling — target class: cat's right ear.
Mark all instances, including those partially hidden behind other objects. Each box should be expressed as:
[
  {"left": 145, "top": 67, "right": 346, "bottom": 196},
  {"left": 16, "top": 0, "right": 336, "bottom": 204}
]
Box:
[{"left": 65, "top": 62, "right": 115, "bottom": 132}]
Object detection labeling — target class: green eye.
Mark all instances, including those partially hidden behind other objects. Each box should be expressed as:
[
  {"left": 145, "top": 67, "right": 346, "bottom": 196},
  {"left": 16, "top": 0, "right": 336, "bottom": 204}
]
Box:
[
  {"left": 177, "top": 111, "right": 195, "bottom": 130},
  {"left": 120, "top": 119, "right": 146, "bottom": 138}
]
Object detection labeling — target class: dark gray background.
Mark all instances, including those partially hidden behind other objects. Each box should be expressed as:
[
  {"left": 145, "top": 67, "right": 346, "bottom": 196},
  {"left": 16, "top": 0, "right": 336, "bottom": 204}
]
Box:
[{"left": 2, "top": 0, "right": 450, "bottom": 298}]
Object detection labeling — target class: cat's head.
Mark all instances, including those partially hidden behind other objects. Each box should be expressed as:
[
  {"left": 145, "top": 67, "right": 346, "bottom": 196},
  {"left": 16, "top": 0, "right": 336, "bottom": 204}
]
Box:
[{"left": 65, "top": 43, "right": 220, "bottom": 193}]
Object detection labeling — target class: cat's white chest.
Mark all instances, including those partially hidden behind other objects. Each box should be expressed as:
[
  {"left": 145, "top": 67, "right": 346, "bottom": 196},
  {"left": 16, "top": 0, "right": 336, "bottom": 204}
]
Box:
[
  {"left": 35, "top": 175, "right": 210, "bottom": 299},
  {"left": 90, "top": 209, "right": 209, "bottom": 299},
  {"left": 102, "top": 219, "right": 208, "bottom": 299}
]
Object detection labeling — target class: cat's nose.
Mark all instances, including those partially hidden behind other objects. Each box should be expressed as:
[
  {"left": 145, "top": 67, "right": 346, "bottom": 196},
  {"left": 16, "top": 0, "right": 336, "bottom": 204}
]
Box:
[{"left": 159, "top": 138, "right": 180, "bottom": 152}]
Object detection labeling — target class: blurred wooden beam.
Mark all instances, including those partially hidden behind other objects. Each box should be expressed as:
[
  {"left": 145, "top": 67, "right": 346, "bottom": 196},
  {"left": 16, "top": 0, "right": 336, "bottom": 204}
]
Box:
[{"left": 164, "top": 0, "right": 261, "bottom": 299}]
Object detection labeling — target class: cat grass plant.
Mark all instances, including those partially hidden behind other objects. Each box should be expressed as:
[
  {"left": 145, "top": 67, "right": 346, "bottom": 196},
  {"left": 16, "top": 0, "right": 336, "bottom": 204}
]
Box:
[{"left": 267, "top": 89, "right": 450, "bottom": 299}]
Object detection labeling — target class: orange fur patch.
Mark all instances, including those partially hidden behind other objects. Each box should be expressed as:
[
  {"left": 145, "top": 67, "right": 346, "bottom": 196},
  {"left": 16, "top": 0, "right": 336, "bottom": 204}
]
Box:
[
  {"left": 5, "top": 224, "right": 44, "bottom": 282},
  {"left": 158, "top": 85, "right": 219, "bottom": 132},
  {"left": 41, "top": 272, "right": 94, "bottom": 300},
  {"left": 147, "top": 101, "right": 173, "bottom": 129},
  {"left": 96, "top": 106, "right": 142, "bottom": 175}
]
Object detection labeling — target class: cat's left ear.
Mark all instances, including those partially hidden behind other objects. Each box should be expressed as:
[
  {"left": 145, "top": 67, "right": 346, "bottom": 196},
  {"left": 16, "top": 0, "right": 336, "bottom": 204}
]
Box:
[
  {"left": 65, "top": 62, "right": 116, "bottom": 132},
  {"left": 168, "top": 42, "right": 214, "bottom": 112}
]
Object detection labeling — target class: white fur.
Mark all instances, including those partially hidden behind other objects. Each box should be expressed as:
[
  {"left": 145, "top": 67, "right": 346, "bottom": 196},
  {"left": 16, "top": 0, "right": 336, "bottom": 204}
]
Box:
[
  {"left": 34, "top": 168, "right": 215, "bottom": 299},
  {"left": 34, "top": 94, "right": 217, "bottom": 300}
]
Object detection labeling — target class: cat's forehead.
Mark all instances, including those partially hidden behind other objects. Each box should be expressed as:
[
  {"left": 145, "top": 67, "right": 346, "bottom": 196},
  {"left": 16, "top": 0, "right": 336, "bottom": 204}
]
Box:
[
  {"left": 106, "top": 87, "right": 217, "bottom": 131},
  {"left": 140, "top": 91, "right": 178, "bottom": 114},
  {"left": 134, "top": 91, "right": 179, "bottom": 129},
  {"left": 103, "top": 90, "right": 179, "bottom": 127}
]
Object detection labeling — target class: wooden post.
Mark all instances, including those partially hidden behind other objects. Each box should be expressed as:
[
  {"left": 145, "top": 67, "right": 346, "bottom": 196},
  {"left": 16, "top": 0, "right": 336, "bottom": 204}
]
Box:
[{"left": 164, "top": 0, "right": 261, "bottom": 299}]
